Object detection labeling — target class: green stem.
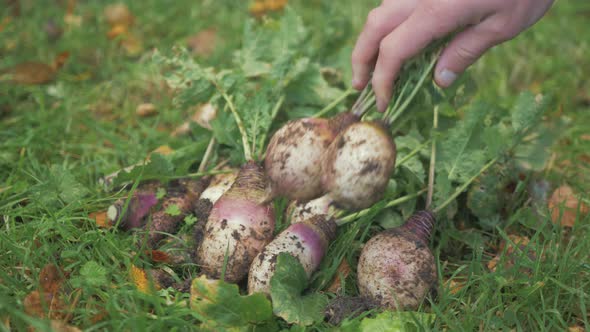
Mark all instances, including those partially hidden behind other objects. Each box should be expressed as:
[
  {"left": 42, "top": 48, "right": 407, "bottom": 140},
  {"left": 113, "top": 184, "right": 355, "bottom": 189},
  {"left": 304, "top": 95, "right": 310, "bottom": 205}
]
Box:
[
  {"left": 433, "top": 157, "right": 498, "bottom": 214},
  {"left": 220, "top": 92, "right": 252, "bottom": 161},
  {"left": 386, "top": 53, "right": 438, "bottom": 125},
  {"left": 198, "top": 137, "right": 216, "bottom": 173},
  {"left": 314, "top": 89, "right": 355, "bottom": 118},
  {"left": 259, "top": 95, "right": 285, "bottom": 158},
  {"left": 336, "top": 188, "right": 427, "bottom": 226},
  {"left": 396, "top": 139, "right": 431, "bottom": 168},
  {"left": 426, "top": 107, "right": 438, "bottom": 209},
  {"left": 160, "top": 169, "right": 233, "bottom": 180}
]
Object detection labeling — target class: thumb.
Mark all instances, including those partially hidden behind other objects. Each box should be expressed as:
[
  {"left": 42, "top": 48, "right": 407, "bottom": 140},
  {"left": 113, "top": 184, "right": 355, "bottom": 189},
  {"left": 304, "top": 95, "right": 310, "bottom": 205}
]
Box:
[{"left": 434, "top": 23, "right": 505, "bottom": 88}]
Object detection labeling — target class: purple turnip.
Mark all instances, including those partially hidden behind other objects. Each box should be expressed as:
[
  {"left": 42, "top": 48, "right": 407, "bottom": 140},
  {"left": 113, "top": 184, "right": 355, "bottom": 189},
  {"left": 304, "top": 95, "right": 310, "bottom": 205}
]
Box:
[
  {"left": 107, "top": 191, "right": 158, "bottom": 230},
  {"left": 357, "top": 210, "right": 437, "bottom": 310},
  {"left": 286, "top": 194, "right": 340, "bottom": 224},
  {"left": 196, "top": 161, "right": 275, "bottom": 283},
  {"left": 247, "top": 215, "right": 337, "bottom": 295}
]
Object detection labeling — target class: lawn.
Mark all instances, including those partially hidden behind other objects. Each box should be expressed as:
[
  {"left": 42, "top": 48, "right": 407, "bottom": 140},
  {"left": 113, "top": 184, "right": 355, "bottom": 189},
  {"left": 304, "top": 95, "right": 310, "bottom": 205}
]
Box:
[{"left": 1, "top": 0, "right": 589, "bottom": 331}]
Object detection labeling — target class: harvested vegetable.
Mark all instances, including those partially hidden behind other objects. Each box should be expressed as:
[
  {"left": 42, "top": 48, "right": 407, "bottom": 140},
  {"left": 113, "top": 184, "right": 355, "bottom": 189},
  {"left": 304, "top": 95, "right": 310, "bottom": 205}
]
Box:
[
  {"left": 197, "top": 161, "right": 275, "bottom": 282},
  {"left": 248, "top": 215, "right": 336, "bottom": 295},
  {"left": 264, "top": 111, "right": 359, "bottom": 201},
  {"left": 286, "top": 194, "right": 339, "bottom": 224}
]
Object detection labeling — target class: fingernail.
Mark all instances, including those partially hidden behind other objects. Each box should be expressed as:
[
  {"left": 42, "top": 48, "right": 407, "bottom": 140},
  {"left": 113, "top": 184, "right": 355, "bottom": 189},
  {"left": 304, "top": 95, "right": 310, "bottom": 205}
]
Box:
[
  {"left": 352, "top": 78, "right": 362, "bottom": 90},
  {"left": 437, "top": 69, "right": 457, "bottom": 87},
  {"left": 376, "top": 98, "right": 387, "bottom": 113}
]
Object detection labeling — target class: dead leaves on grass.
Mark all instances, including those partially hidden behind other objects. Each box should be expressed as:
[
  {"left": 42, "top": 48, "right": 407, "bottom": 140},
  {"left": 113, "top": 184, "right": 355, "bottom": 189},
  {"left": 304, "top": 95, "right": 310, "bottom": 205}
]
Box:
[
  {"left": 1, "top": 52, "right": 70, "bottom": 85},
  {"left": 548, "top": 185, "right": 589, "bottom": 227}
]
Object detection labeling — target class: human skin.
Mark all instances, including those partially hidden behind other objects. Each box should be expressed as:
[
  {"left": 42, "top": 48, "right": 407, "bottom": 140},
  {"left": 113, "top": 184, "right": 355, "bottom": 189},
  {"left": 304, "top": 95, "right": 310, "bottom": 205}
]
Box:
[{"left": 351, "top": 0, "right": 555, "bottom": 111}]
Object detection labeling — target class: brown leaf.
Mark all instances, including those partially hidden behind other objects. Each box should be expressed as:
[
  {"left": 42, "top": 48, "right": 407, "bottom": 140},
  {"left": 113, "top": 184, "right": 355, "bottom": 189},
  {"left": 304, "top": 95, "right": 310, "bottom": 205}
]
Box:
[
  {"left": 548, "top": 185, "right": 589, "bottom": 227},
  {"left": 191, "top": 103, "right": 217, "bottom": 130},
  {"left": 136, "top": 103, "right": 157, "bottom": 117},
  {"left": 581, "top": 134, "right": 590, "bottom": 141},
  {"left": 89, "top": 211, "right": 111, "bottom": 229},
  {"left": 327, "top": 260, "right": 351, "bottom": 293},
  {"left": 568, "top": 326, "right": 585, "bottom": 332},
  {"left": 187, "top": 28, "right": 217, "bottom": 57},
  {"left": 120, "top": 34, "right": 144, "bottom": 57},
  {"left": 106, "top": 24, "right": 128, "bottom": 39},
  {"left": 444, "top": 279, "right": 466, "bottom": 295},
  {"left": 23, "top": 291, "right": 66, "bottom": 320},
  {"left": 145, "top": 250, "right": 171, "bottom": 263},
  {"left": 129, "top": 265, "right": 161, "bottom": 294},
  {"left": 151, "top": 145, "right": 174, "bottom": 156},
  {"left": 48, "top": 320, "right": 82, "bottom": 332},
  {"left": 39, "top": 264, "right": 64, "bottom": 295},
  {"left": 488, "top": 235, "right": 537, "bottom": 274},
  {"left": 4, "top": 62, "right": 56, "bottom": 85},
  {"left": 63, "top": 14, "right": 82, "bottom": 28},
  {"left": 52, "top": 51, "right": 70, "bottom": 71},
  {"left": 104, "top": 3, "right": 134, "bottom": 27}
]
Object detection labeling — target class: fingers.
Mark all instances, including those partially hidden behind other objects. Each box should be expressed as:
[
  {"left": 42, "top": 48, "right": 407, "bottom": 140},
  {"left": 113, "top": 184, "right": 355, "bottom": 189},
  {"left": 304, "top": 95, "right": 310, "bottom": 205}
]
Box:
[
  {"left": 351, "top": 1, "right": 416, "bottom": 90},
  {"left": 371, "top": 4, "right": 464, "bottom": 111},
  {"left": 434, "top": 20, "right": 506, "bottom": 88}
]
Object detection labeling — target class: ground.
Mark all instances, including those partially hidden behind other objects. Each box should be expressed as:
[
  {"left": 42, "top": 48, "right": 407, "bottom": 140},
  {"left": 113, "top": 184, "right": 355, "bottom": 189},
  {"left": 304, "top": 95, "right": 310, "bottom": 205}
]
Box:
[{"left": 1, "top": 0, "right": 589, "bottom": 331}]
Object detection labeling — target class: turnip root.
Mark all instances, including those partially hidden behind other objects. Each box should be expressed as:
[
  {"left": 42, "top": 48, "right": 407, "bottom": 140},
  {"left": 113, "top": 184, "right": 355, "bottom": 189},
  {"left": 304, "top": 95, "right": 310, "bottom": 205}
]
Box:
[
  {"left": 196, "top": 161, "right": 275, "bottom": 283},
  {"left": 247, "top": 215, "right": 336, "bottom": 295},
  {"left": 107, "top": 191, "right": 158, "bottom": 230},
  {"left": 286, "top": 194, "right": 340, "bottom": 224},
  {"left": 199, "top": 170, "right": 238, "bottom": 204},
  {"left": 147, "top": 178, "right": 210, "bottom": 248},
  {"left": 321, "top": 121, "right": 396, "bottom": 210},
  {"left": 357, "top": 210, "right": 437, "bottom": 310},
  {"left": 265, "top": 112, "right": 358, "bottom": 201}
]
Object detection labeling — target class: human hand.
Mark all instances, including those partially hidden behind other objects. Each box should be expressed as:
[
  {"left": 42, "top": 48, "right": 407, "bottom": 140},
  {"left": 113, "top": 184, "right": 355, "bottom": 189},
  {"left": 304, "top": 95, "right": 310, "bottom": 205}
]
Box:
[{"left": 351, "top": 0, "right": 555, "bottom": 112}]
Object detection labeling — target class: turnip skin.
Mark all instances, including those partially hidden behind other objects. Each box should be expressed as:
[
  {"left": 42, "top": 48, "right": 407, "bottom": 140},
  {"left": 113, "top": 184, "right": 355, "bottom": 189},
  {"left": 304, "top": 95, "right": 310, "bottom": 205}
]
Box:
[
  {"left": 197, "top": 162, "right": 275, "bottom": 283},
  {"left": 286, "top": 194, "right": 339, "bottom": 224},
  {"left": 107, "top": 191, "right": 158, "bottom": 230},
  {"left": 265, "top": 112, "right": 358, "bottom": 201},
  {"left": 199, "top": 170, "right": 238, "bottom": 205},
  {"left": 357, "top": 210, "right": 436, "bottom": 310},
  {"left": 322, "top": 121, "right": 396, "bottom": 210},
  {"left": 247, "top": 215, "right": 337, "bottom": 295}
]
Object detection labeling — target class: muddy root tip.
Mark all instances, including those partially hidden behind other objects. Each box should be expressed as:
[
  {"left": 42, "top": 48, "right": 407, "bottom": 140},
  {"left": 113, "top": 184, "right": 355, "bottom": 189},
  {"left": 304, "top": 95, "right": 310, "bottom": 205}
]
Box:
[
  {"left": 306, "top": 215, "right": 338, "bottom": 242},
  {"left": 402, "top": 210, "right": 436, "bottom": 242}
]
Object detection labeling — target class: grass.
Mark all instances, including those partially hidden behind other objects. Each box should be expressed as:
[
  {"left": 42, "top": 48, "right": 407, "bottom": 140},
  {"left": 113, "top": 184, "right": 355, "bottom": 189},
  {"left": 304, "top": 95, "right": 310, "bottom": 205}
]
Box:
[{"left": 1, "top": 0, "right": 589, "bottom": 331}]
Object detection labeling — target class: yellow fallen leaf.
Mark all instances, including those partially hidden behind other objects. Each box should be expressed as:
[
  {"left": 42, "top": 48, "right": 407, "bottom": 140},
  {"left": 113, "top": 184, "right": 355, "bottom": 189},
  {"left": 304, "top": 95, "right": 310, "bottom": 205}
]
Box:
[
  {"left": 136, "top": 103, "right": 157, "bottom": 117},
  {"left": 151, "top": 145, "right": 174, "bottom": 156},
  {"left": 104, "top": 3, "right": 134, "bottom": 28},
  {"left": 89, "top": 211, "right": 111, "bottom": 229},
  {"left": 548, "top": 185, "right": 589, "bottom": 227}
]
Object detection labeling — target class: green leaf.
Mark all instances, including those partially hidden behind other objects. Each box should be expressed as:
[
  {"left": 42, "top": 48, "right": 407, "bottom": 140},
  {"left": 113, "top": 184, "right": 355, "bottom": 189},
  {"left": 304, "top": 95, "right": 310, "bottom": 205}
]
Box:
[
  {"left": 338, "top": 311, "right": 435, "bottom": 332},
  {"left": 156, "top": 187, "right": 167, "bottom": 200},
  {"left": 270, "top": 253, "right": 329, "bottom": 326},
  {"left": 190, "top": 275, "right": 273, "bottom": 329},
  {"left": 511, "top": 92, "right": 547, "bottom": 134},
  {"left": 30, "top": 164, "right": 89, "bottom": 208},
  {"left": 165, "top": 204, "right": 181, "bottom": 217},
  {"left": 79, "top": 261, "right": 108, "bottom": 287},
  {"left": 184, "top": 214, "right": 197, "bottom": 226}
]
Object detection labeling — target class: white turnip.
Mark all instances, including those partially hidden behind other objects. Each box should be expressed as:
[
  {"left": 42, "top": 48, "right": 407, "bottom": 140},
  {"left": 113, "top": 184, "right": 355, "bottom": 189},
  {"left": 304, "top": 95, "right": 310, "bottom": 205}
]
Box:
[
  {"left": 264, "top": 112, "right": 359, "bottom": 201},
  {"left": 196, "top": 161, "right": 275, "bottom": 283},
  {"left": 357, "top": 210, "right": 437, "bottom": 310},
  {"left": 247, "top": 215, "right": 336, "bottom": 295}
]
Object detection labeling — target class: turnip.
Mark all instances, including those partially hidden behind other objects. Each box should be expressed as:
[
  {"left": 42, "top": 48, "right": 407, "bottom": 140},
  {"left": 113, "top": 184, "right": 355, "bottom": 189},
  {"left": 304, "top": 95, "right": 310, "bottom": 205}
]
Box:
[
  {"left": 247, "top": 191, "right": 425, "bottom": 296},
  {"left": 357, "top": 210, "right": 437, "bottom": 310},
  {"left": 355, "top": 109, "right": 500, "bottom": 310},
  {"left": 147, "top": 178, "right": 210, "bottom": 248},
  {"left": 320, "top": 52, "right": 439, "bottom": 210},
  {"left": 196, "top": 161, "right": 275, "bottom": 282},
  {"left": 107, "top": 191, "right": 158, "bottom": 230},
  {"left": 264, "top": 87, "right": 376, "bottom": 201},
  {"left": 264, "top": 112, "right": 360, "bottom": 201},
  {"left": 247, "top": 215, "right": 337, "bottom": 295},
  {"left": 321, "top": 120, "right": 396, "bottom": 210},
  {"left": 286, "top": 194, "right": 340, "bottom": 224}
]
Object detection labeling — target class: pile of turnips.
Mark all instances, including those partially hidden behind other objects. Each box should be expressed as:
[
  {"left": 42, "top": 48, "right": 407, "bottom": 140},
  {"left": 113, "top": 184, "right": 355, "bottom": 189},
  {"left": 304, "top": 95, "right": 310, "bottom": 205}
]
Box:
[{"left": 105, "top": 44, "right": 514, "bottom": 323}]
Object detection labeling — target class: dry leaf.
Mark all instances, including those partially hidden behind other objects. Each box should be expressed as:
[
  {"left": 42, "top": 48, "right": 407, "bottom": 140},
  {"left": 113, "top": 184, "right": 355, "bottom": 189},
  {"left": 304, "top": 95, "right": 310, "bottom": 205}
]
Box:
[
  {"left": 129, "top": 265, "right": 162, "bottom": 294},
  {"left": 327, "top": 260, "right": 351, "bottom": 293},
  {"left": 444, "top": 279, "right": 466, "bottom": 295},
  {"left": 145, "top": 250, "right": 171, "bottom": 264},
  {"left": 104, "top": 3, "right": 134, "bottom": 27},
  {"left": 151, "top": 145, "right": 174, "bottom": 156},
  {"left": 2, "top": 316, "right": 9, "bottom": 330},
  {"left": 23, "top": 291, "right": 66, "bottom": 320},
  {"left": 187, "top": 28, "right": 217, "bottom": 57},
  {"left": 249, "top": 0, "right": 288, "bottom": 16},
  {"left": 487, "top": 235, "right": 538, "bottom": 274},
  {"left": 548, "top": 185, "right": 589, "bottom": 227},
  {"left": 106, "top": 24, "right": 128, "bottom": 39},
  {"left": 48, "top": 320, "right": 82, "bottom": 332},
  {"left": 136, "top": 103, "right": 157, "bottom": 117},
  {"left": 120, "top": 34, "right": 144, "bottom": 57},
  {"left": 191, "top": 103, "right": 217, "bottom": 129},
  {"left": 89, "top": 211, "right": 111, "bottom": 229},
  {"left": 171, "top": 122, "right": 191, "bottom": 137},
  {"left": 39, "top": 264, "right": 64, "bottom": 295},
  {"left": 63, "top": 14, "right": 82, "bottom": 28},
  {"left": 3, "top": 62, "right": 56, "bottom": 85},
  {"left": 568, "top": 326, "right": 585, "bottom": 332},
  {"left": 581, "top": 134, "right": 590, "bottom": 141}
]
